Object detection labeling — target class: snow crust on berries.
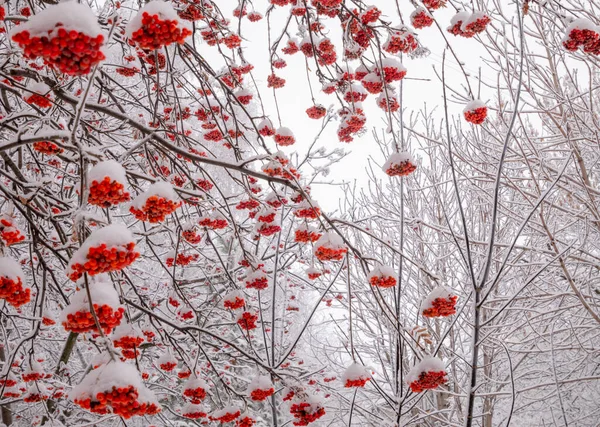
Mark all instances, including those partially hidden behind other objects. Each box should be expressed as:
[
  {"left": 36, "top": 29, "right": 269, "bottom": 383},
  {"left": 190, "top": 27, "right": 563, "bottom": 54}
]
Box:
[
  {"left": 184, "top": 376, "right": 208, "bottom": 392},
  {"left": 66, "top": 224, "right": 136, "bottom": 276},
  {"left": 60, "top": 277, "right": 121, "bottom": 320},
  {"left": 449, "top": 11, "right": 471, "bottom": 27},
  {"left": 70, "top": 360, "right": 158, "bottom": 405},
  {"left": 383, "top": 152, "right": 414, "bottom": 171},
  {"left": 89, "top": 160, "right": 127, "bottom": 185},
  {"left": 379, "top": 57, "right": 406, "bottom": 72},
  {"left": 276, "top": 126, "right": 294, "bottom": 137},
  {"left": 314, "top": 232, "right": 344, "bottom": 249},
  {"left": 342, "top": 362, "right": 371, "bottom": 382},
  {"left": 125, "top": 0, "right": 191, "bottom": 38},
  {"left": 247, "top": 375, "right": 273, "bottom": 394},
  {"left": 0, "top": 257, "right": 25, "bottom": 281},
  {"left": 462, "top": 11, "right": 490, "bottom": 31},
  {"left": 368, "top": 265, "right": 396, "bottom": 280},
  {"left": 223, "top": 290, "right": 244, "bottom": 307},
  {"left": 563, "top": 17, "right": 598, "bottom": 41},
  {"left": 463, "top": 99, "right": 486, "bottom": 113},
  {"left": 406, "top": 357, "right": 446, "bottom": 384},
  {"left": 9, "top": 1, "right": 103, "bottom": 38},
  {"left": 131, "top": 180, "right": 179, "bottom": 208},
  {"left": 111, "top": 322, "right": 143, "bottom": 341},
  {"left": 420, "top": 286, "right": 455, "bottom": 311},
  {"left": 211, "top": 405, "right": 241, "bottom": 419},
  {"left": 157, "top": 351, "right": 177, "bottom": 367}
]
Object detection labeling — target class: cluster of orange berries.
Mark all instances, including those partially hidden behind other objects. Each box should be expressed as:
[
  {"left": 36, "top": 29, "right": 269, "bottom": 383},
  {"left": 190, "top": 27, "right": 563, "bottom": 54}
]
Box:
[
  {"left": 182, "top": 405, "right": 207, "bottom": 419},
  {"left": 245, "top": 273, "right": 268, "bottom": 290},
  {"left": 314, "top": 246, "right": 347, "bottom": 262},
  {"left": 344, "top": 377, "right": 370, "bottom": 388},
  {"left": 369, "top": 274, "right": 397, "bottom": 288},
  {"left": 75, "top": 385, "right": 160, "bottom": 418},
  {"left": 33, "top": 141, "right": 63, "bottom": 155},
  {"left": 448, "top": 13, "right": 491, "bottom": 38},
  {"left": 130, "top": 196, "right": 181, "bottom": 223},
  {"left": 129, "top": 12, "right": 192, "bottom": 50},
  {"left": 385, "top": 160, "right": 417, "bottom": 177},
  {"left": 306, "top": 105, "right": 327, "bottom": 119},
  {"left": 0, "top": 276, "right": 30, "bottom": 308},
  {"left": 237, "top": 311, "right": 258, "bottom": 330},
  {"left": 409, "top": 370, "right": 448, "bottom": 393},
  {"left": 250, "top": 387, "right": 274, "bottom": 401},
  {"left": 166, "top": 252, "right": 199, "bottom": 267},
  {"left": 290, "top": 402, "right": 326, "bottom": 426},
  {"left": 24, "top": 93, "right": 52, "bottom": 108},
  {"left": 236, "top": 199, "right": 260, "bottom": 210},
  {"left": 223, "top": 294, "right": 245, "bottom": 310},
  {"left": 88, "top": 177, "right": 130, "bottom": 208},
  {"left": 62, "top": 304, "right": 125, "bottom": 334},
  {"left": 159, "top": 361, "right": 178, "bottom": 372},
  {"left": 464, "top": 106, "right": 488, "bottom": 124},
  {"left": 199, "top": 216, "right": 228, "bottom": 230},
  {"left": 182, "top": 228, "right": 201, "bottom": 244},
  {"left": 210, "top": 408, "right": 241, "bottom": 423},
  {"left": 422, "top": 295, "right": 458, "bottom": 318},
  {"left": 113, "top": 335, "right": 144, "bottom": 359},
  {"left": 12, "top": 28, "right": 105, "bottom": 76},
  {"left": 0, "top": 217, "right": 26, "bottom": 246},
  {"left": 294, "top": 206, "right": 321, "bottom": 220},
  {"left": 237, "top": 415, "right": 257, "bottom": 427},
  {"left": 411, "top": 9, "right": 434, "bottom": 29},
  {"left": 67, "top": 242, "right": 139, "bottom": 281},
  {"left": 337, "top": 111, "right": 366, "bottom": 143},
  {"left": 267, "top": 73, "right": 286, "bottom": 89},
  {"left": 183, "top": 385, "right": 206, "bottom": 403},
  {"left": 295, "top": 229, "right": 322, "bottom": 243},
  {"left": 115, "top": 66, "right": 139, "bottom": 77},
  {"left": 384, "top": 29, "right": 418, "bottom": 54}
]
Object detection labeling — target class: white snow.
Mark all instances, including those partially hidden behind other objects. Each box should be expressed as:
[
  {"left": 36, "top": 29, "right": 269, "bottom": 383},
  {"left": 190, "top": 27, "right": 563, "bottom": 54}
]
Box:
[
  {"left": 406, "top": 357, "right": 446, "bottom": 385},
  {"left": 383, "top": 152, "right": 414, "bottom": 171},
  {"left": 66, "top": 223, "right": 136, "bottom": 279},
  {"left": 449, "top": 11, "right": 470, "bottom": 26},
  {"left": 276, "top": 126, "right": 294, "bottom": 137},
  {"left": 27, "top": 81, "right": 51, "bottom": 96},
  {"left": 368, "top": 265, "right": 395, "bottom": 280},
  {"left": 211, "top": 405, "right": 241, "bottom": 419},
  {"left": 88, "top": 160, "right": 127, "bottom": 185},
  {"left": 420, "top": 286, "right": 456, "bottom": 311},
  {"left": 131, "top": 181, "right": 179, "bottom": 209},
  {"left": 10, "top": 1, "right": 103, "bottom": 38},
  {"left": 411, "top": 7, "right": 432, "bottom": 19},
  {"left": 463, "top": 99, "right": 486, "bottom": 112},
  {"left": 379, "top": 57, "right": 406, "bottom": 72},
  {"left": 111, "top": 322, "right": 143, "bottom": 341},
  {"left": 125, "top": 0, "right": 192, "bottom": 38},
  {"left": 157, "top": 351, "right": 177, "bottom": 367},
  {"left": 314, "top": 232, "right": 345, "bottom": 249},
  {"left": 184, "top": 376, "right": 208, "bottom": 392},
  {"left": 0, "top": 257, "right": 25, "bottom": 281},
  {"left": 247, "top": 375, "right": 273, "bottom": 394},
  {"left": 60, "top": 277, "right": 122, "bottom": 321},
  {"left": 342, "top": 362, "right": 370, "bottom": 382}
]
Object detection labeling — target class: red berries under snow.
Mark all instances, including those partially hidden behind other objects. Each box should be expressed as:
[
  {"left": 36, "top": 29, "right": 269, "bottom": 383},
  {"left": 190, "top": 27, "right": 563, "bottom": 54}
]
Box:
[
  {"left": 24, "top": 82, "right": 53, "bottom": 108},
  {"left": 314, "top": 232, "right": 348, "bottom": 262},
  {"left": 421, "top": 286, "right": 458, "bottom": 318},
  {"left": 411, "top": 8, "right": 434, "bottom": 29},
  {"left": 342, "top": 362, "right": 371, "bottom": 388},
  {"left": 60, "top": 276, "right": 124, "bottom": 334},
  {"left": 11, "top": 2, "right": 106, "bottom": 75},
  {"left": 66, "top": 223, "right": 139, "bottom": 281},
  {"left": 183, "top": 377, "right": 208, "bottom": 403},
  {"left": 406, "top": 357, "right": 448, "bottom": 393},
  {"left": 130, "top": 181, "right": 181, "bottom": 223},
  {"left": 448, "top": 11, "right": 491, "bottom": 38},
  {"left": 383, "top": 152, "right": 417, "bottom": 177},
  {"left": 247, "top": 375, "right": 274, "bottom": 401},
  {"left": 126, "top": 1, "right": 192, "bottom": 50},
  {"left": 368, "top": 265, "right": 397, "bottom": 288},
  {"left": 0, "top": 214, "right": 26, "bottom": 246},
  {"left": 87, "top": 160, "right": 130, "bottom": 208},
  {"left": 562, "top": 18, "right": 600, "bottom": 54},
  {"left": 463, "top": 100, "right": 487, "bottom": 124},
  {"left": 0, "top": 257, "right": 30, "bottom": 308}
]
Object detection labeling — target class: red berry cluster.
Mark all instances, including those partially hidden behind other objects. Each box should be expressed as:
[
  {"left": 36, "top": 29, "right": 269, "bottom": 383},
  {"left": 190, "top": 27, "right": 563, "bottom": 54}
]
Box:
[
  {"left": 113, "top": 335, "right": 144, "bottom": 359},
  {"left": 411, "top": 10, "right": 434, "bottom": 29},
  {"left": 344, "top": 377, "right": 370, "bottom": 388},
  {"left": 464, "top": 106, "right": 487, "bottom": 124},
  {"left": 237, "top": 416, "right": 257, "bottom": 427},
  {"left": 385, "top": 160, "right": 417, "bottom": 177},
  {"left": 62, "top": 305, "right": 125, "bottom": 334},
  {"left": 307, "top": 271, "right": 322, "bottom": 280},
  {"left": 423, "top": 0, "right": 445, "bottom": 9},
  {"left": 183, "top": 386, "right": 206, "bottom": 403},
  {"left": 88, "top": 176, "right": 130, "bottom": 208},
  {"left": 199, "top": 217, "right": 228, "bottom": 230},
  {"left": 12, "top": 27, "right": 105, "bottom": 75},
  {"left": 224, "top": 296, "right": 245, "bottom": 310},
  {"left": 377, "top": 94, "right": 400, "bottom": 112},
  {"left": 295, "top": 229, "right": 322, "bottom": 243},
  {"left": 24, "top": 93, "right": 52, "bottom": 108},
  {"left": 210, "top": 409, "right": 241, "bottom": 423},
  {"left": 449, "top": 14, "right": 490, "bottom": 38},
  {"left": 22, "top": 372, "right": 45, "bottom": 383},
  {"left": 182, "top": 228, "right": 202, "bottom": 244},
  {"left": 384, "top": 30, "right": 418, "bottom": 54},
  {"left": 237, "top": 199, "right": 260, "bottom": 210},
  {"left": 166, "top": 252, "right": 199, "bottom": 267},
  {"left": 68, "top": 242, "right": 139, "bottom": 281},
  {"left": 250, "top": 387, "right": 274, "bottom": 401},
  {"left": 315, "top": 245, "right": 347, "bottom": 262},
  {"left": 237, "top": 311, "right": 258, "bottom": 330},
  {"left": 245, "top": 274, "right": 268, "bottom": 290},
  {"left": 290, "top": 402, "right": 326, "bottom": 426},
  {"left": 369, "top": 274, "right": 397, "bottom": 288},
  {"left": 422, "top": 295, "right": 458, "bottom": 318},
  {"left": 75, "top": 384, "right": 160, "bottom": 418},
  {"left": 130, "top": 195, "right": 181, "bottom": 223},
  {"left": 115, "top": 66, "right": 139, "bottom": 77},
  {"left": 0, "top": 276, "right": 30, "bottom": 308},
  {"left": 33, "top": 141, "right": 63, "bottom": 155},
  {"left": 409, "top": 370, "right": 448, "bottom": 393},
  {"left": 183, "top": 407, "right": 207, "bottom": 419},
  {"left": 267, "top": 73, "right": 286, "bottom": 89},
  {"left": 294, "top": 206, "right": 321, "bottom": 219},
  {"left": 159, "top": 361, "right": 177, "bottom": 372},
  {"left": 0, "top": 217, "right": 26, "bottom": 246},
  {"left": 129, "top": 12, "right": 192, "bottom": 50},
  {"left": 337, "top": 112, "right": 366, "bottom": 143},
  {"left": 306, "top": 105, "right": 327, "bottom": 119}
]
